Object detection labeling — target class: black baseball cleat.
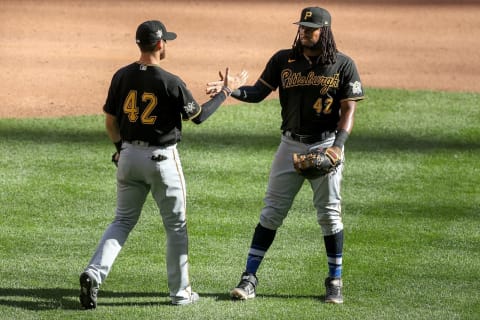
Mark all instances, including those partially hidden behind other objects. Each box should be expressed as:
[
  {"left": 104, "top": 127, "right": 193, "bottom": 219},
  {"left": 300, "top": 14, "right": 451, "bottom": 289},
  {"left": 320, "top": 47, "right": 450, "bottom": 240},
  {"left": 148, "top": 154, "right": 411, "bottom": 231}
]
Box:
[
  {"left": 230, "top": 272, "right": 258, "bottom": 300},
  {"left": 79, "top": 271, "right": 98, "bottom": 309},
  {"left": 324, "top": 277, "right": 343, "bottom": 304}
]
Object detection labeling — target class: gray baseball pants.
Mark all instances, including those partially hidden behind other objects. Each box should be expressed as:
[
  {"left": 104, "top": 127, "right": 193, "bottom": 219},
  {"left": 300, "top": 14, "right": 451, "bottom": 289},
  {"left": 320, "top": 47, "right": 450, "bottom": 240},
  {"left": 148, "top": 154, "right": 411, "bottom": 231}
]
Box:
[
  {"left": 84, "top": 142, "right": 193, "bottom": 303},
  {"left": 259, "top": 134, "right": 344, "bottom": 236}
]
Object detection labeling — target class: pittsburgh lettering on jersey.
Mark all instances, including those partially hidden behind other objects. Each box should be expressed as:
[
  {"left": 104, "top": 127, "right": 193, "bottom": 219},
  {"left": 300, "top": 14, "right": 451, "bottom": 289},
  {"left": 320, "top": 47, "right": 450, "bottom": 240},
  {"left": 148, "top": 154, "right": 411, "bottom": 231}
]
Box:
[{"left": 281, "top": 69, "right": 339, "bottom": 94}]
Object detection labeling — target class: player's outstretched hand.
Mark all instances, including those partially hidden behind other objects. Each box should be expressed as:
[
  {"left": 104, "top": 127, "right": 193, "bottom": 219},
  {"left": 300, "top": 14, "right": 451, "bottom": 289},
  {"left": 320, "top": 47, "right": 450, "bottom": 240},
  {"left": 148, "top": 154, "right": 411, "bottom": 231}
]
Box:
[
  {"left": 223, "top": 68, "right": 248, "bottom": 91},
  {"left": 206, "top": 68, "right": 248, "bottom": 97}
]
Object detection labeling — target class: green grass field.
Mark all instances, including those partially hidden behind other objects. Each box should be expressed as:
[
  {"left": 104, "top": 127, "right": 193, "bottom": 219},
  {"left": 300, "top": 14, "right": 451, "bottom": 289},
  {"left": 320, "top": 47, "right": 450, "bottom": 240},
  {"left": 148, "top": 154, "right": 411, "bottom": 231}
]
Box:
[{"left": 0, "top": 88, "right": 479, "bottom": 319}]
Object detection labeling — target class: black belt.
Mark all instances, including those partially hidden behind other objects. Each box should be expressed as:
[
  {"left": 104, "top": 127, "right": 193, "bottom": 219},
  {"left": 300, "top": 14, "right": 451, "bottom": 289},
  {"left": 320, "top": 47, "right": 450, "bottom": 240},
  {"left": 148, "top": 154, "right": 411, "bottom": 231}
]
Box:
[
  {"left": 125, "top": 140, "right": 161, "bottom": 147},
  {"left": 283, "top": 130, "right": 335, "bottom": 144}
]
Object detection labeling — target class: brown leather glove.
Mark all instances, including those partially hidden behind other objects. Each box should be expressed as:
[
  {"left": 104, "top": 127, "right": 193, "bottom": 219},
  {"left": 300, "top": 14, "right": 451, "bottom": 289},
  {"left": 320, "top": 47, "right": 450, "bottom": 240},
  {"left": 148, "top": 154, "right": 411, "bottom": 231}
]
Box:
[{"left": 292, "top": 147, "right": 342, "bottom": 179}]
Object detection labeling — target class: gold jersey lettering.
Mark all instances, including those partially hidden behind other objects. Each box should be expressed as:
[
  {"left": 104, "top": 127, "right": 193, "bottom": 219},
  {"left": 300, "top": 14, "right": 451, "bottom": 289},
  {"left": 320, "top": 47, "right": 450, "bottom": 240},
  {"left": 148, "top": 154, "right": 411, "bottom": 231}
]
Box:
[{"left": 281, "top": 69, "right": 339, "bottom": 94}]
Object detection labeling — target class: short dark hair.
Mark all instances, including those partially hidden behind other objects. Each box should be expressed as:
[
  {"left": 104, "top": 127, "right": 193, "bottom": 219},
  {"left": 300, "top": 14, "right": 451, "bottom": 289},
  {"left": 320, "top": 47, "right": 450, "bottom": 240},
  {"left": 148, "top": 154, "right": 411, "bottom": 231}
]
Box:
[
  {"left": 290, "top": 26, "right": 337, "bottom": 64},
  {"left": 138, "top": 41, "right": 159, "bottom": 53}
]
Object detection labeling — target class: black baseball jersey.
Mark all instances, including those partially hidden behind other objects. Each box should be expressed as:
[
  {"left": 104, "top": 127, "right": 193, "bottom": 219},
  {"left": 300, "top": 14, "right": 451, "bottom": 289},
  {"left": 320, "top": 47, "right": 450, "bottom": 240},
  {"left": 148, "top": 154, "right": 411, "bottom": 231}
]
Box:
[
  {"left": 259, "top": 50, "right": 364, "bottom": 135},
  {"left": 103, "top": 62, "right": 201, "bottom": 146}
]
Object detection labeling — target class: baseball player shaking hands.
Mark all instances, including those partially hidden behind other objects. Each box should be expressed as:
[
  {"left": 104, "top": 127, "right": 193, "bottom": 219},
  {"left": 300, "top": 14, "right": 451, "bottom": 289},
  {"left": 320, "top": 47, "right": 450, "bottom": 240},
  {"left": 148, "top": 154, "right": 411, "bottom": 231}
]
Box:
[
  {"left": 208, "top": 7, "right": 364, "bottom": 303},
  {"left": 79, "top": 20, "right": 247, "bottom": 309}
]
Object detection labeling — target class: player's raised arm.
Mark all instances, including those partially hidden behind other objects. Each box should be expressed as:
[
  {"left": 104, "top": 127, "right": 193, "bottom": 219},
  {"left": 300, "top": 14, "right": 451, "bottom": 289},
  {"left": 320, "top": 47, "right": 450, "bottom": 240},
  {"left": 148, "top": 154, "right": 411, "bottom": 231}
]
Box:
[{"left": 191, "top": 68, "right": 248, "bottom": 124}]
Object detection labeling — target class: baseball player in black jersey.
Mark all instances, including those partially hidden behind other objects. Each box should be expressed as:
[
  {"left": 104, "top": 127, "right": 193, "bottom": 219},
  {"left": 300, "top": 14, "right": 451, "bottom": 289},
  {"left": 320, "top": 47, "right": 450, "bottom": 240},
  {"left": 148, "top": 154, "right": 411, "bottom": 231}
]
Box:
[
  {"left": 79, "top": 20, "right": 247, "bottom": 309},
  {"left": 208, "top": 7, "right": 364, "bottom": 303}
]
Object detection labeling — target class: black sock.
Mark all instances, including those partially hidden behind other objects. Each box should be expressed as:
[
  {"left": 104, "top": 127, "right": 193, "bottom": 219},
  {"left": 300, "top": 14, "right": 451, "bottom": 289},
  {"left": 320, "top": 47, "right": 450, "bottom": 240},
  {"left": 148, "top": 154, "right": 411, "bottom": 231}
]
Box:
[{"left": 245, "top": 224, "right": 277, "bottom": 274}]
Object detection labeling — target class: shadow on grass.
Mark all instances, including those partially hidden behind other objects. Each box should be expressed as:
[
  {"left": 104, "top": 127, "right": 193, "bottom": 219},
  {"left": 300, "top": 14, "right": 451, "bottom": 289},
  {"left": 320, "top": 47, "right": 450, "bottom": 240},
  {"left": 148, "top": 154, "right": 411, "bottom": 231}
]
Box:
[
  {"left": 348, "top": 132, "right": 480, "bottom": 153},
  {"left": 174, "top": 130, "right": 480, "bottom": 153},
  {"left": 0, "top": 288, "right": 178, "bottom": 310},
  {"left": 1, "top": 120, "right": 478, "bottom": 152},
  {"left": 0, "top": 125, "right": 106, "bottom": 145},
  {"left": 0, "top": 288, "right": 323, "bottom": 310}
]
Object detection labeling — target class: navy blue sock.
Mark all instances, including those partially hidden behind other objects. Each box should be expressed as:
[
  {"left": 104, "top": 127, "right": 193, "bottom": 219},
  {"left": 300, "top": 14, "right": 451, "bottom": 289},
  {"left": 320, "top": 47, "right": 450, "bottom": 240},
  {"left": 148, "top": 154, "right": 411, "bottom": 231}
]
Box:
[
  {"left": 324, "top": 230, "right": 344, "bottom": 278},
  {"left": 245, "top": 224, "right": 277, "bottom": 274}
]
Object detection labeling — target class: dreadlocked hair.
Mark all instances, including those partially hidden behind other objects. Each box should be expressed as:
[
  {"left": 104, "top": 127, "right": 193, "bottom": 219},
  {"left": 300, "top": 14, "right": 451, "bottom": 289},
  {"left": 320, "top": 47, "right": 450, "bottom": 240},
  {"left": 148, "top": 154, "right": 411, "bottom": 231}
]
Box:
[
  {"left": 289, "top": 26, "right": 338, "bottom": 65},
  {"left": 289, "top": 29, "right": 302, "bottom": 60}
]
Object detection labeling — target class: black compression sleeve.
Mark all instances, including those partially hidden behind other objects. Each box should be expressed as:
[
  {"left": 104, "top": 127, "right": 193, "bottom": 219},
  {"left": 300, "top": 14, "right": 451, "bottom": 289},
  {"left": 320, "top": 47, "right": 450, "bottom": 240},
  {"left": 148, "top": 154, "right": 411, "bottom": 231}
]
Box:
[
  {"left": 231, "top": 80, "right": 272, "bottom": 103},
  {"left": 333, "top": 129, "right": 349, "bottom": 148},
  {"left": 192, "top": 91, "right": 227, "bottom": 124},
  {"left": 114, "top": 140, "right": 122, "bottom": 152}
]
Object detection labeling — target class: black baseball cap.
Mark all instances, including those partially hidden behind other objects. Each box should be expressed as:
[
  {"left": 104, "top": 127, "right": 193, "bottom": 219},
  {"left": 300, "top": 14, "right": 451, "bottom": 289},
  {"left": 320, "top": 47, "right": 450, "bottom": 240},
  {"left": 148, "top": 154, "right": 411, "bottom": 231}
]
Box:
[
  {"left": 294, "top": 7, "right": 331, "bottom": 28},
  {"left": 135, "top": 20, "right": 177, "bottom": 44}
]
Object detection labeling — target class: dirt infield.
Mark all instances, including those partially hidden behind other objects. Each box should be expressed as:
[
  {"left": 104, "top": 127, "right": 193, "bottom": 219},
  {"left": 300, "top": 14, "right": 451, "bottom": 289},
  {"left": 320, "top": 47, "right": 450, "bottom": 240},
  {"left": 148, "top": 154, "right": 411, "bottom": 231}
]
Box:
[{"left": 1, "top": 0, "right": 479, "bottom": 118}]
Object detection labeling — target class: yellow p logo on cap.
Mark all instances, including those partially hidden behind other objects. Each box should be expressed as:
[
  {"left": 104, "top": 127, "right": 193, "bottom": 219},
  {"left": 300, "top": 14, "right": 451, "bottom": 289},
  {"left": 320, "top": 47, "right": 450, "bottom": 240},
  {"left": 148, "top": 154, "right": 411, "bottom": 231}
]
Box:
[{"left": 304, "top": 11, "right": 312, "bottom": 20}]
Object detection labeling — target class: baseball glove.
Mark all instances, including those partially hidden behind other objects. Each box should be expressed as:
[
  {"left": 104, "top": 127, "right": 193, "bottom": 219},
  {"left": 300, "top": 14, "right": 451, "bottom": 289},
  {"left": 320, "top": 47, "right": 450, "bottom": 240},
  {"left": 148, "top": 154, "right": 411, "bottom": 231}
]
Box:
[{"left": 292, "top": 147, "right": 342, "bottom": 179}]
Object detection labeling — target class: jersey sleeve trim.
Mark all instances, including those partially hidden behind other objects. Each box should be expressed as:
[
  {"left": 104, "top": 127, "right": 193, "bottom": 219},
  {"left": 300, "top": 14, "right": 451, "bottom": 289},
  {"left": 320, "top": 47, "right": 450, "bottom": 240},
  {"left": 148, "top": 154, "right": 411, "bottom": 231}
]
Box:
[
  {"left": 340, "top": 96, "right": 365, "bottom": 102},
  {"left": 183, "top": 108, "right": 202, "bottom": 121},
  {"left": 259, "top": 78, "right": 276, "bottom": 91}
]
